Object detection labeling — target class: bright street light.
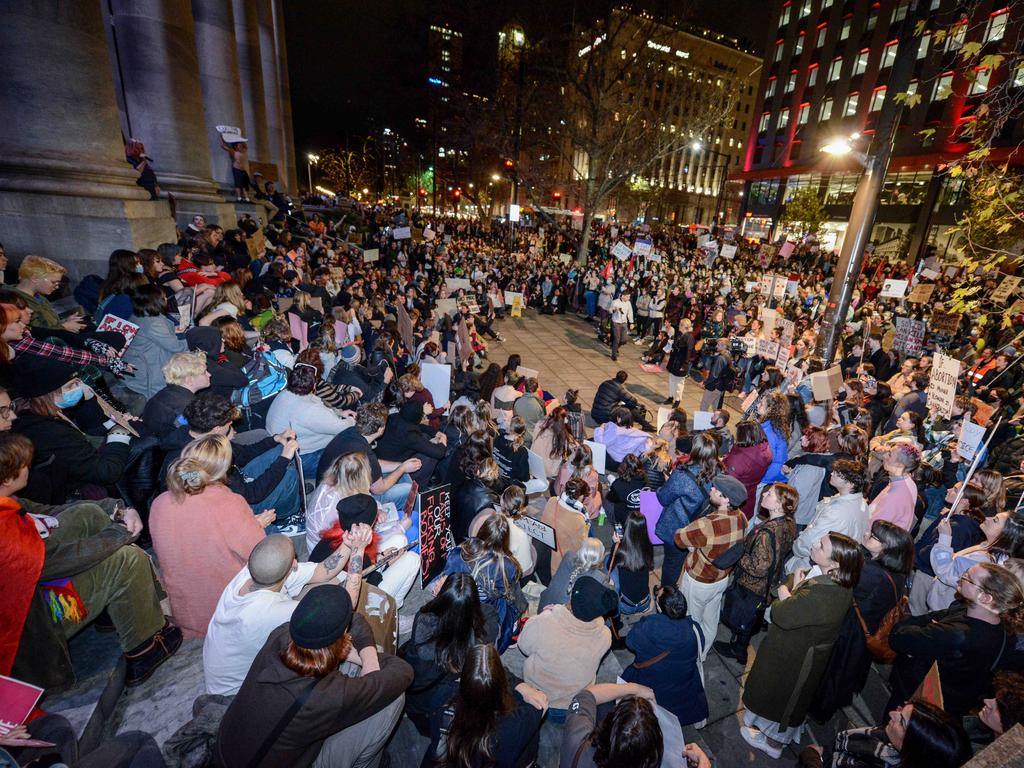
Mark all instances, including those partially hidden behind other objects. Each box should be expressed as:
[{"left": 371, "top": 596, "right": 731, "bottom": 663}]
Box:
[
  {"left": 690, "top": 140, "right": 703, "bottom": 151},
  {"left": 491, "top": 173, "right": 501, "bottom": 181},
  {"left": 820, "top": 138, "right": 853, "bottom": 156},
  {"left": 306, "top": 153, "right": 320, "bottom": 194}
]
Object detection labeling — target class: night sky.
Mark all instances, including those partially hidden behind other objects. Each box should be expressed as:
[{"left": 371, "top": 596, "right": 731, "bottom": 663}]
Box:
[{"left": 283, "top": 0, "right": 765, "bottom": 157}]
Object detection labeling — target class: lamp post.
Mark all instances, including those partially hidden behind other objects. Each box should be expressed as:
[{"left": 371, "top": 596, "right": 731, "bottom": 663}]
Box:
[
  {"left": 306, "top": 153, "right": 319, "bottom": 195},
  {"left": 690, "top": 140, "right": 729, "bottom": 233}
]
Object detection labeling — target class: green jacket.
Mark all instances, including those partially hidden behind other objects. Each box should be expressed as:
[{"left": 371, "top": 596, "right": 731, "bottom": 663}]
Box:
[
  {"left": 12, "top": 288, "right": 64, "bottom": 330},
  {"left": 741, "top": 574, "right": 852, "bottom": 728}
]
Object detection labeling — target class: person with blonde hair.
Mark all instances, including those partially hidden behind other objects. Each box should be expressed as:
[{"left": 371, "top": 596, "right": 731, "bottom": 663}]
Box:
[
  {"left": 141, "top": 350, "right": 211, "bottom": 436},
  {"left": 306, "top": 451, "right": 374, "bottom": 551},
  {"left": 150, "top": 434, "right": 272, "bottom": 637},
  {"left": 13, "top": 255, "right": 85, "bottom": 333},
  {"left": 198, "top": 280, "right": 249, "bottom": 325}
]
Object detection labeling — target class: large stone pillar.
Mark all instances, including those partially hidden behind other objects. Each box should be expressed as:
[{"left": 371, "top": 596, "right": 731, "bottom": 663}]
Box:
[
  {"left": 273, "top": 0, "right": 299, "bottom": 193},
  {"left": 108, "top": 0, "right": 228, "bottom": 221},
  {"left": 233, "top": 0, "right": 270, "bottom": 170},
  {"left": 192, "top": 0, "right": 247, "bottom": 194},
  {"left": 0, "top": 1, "right": 175, "bottom": 279},
  {"left": 257, "top": 0, "right": 283, "bottom": 186}
]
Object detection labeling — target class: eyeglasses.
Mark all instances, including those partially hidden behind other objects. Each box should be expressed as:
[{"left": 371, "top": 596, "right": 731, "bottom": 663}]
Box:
[{"left": 959, "top": 572, "right": 984, "bottom": 590}]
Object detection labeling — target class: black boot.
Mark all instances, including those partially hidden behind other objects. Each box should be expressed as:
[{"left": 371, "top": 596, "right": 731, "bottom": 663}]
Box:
[{"left": 125, "top": 622, "right": 182, "bottom": 687}]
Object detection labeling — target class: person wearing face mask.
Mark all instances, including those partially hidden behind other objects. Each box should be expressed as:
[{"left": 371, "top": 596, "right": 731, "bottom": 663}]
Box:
[
  {"left": 95, "top": 249, "right": 149, "bottom": 322},
  {"left": 10, "top": 358, "right": 134, "bottom": 498}
]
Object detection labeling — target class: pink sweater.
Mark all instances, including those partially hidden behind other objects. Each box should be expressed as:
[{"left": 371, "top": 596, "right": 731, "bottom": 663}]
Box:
[
  {"left": 868, "top": 476, "right": 918, "bottom": 532},
  {"left": 150, "top": 484, "right": 265, "bottom": 638}
]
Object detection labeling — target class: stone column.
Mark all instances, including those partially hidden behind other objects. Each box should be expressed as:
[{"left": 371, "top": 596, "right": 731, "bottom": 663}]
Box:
[
  {"left": 257, "top": 0, "right": 283, "bottom": 186},
  {"left": 274, "top": 0, "right": 299, "bottom": 193},
  {"left": 0, "top": 0, "right": 175, "bottom": 279},
  {"left": 192, "top": 0, "right": 247, "bottom": 194},
  {"left": 233, "top": 0, "right": 269, "bottom": 168},
  {"left": 108, "top": 0, "right": 226, "bottom": 214}
]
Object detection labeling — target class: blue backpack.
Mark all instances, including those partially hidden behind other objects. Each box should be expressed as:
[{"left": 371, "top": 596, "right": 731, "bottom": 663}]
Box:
[{"left": 232, "top": 351, "right": 288, "bottom": 408}]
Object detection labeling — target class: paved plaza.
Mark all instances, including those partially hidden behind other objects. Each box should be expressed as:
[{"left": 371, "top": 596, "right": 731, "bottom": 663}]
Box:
[{"left": 44, "top": 307, "right": 886, "bottom": 767}]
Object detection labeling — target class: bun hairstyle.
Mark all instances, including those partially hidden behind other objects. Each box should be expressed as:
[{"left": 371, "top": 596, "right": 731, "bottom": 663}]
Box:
[{"left": 166, "top": 434, "right": 232, "bottom": 499}]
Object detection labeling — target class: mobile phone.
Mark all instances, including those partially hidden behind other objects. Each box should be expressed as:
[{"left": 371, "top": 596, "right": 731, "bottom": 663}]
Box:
[{"left": 614, "top": 523, "right": 623, "bottom": 537}]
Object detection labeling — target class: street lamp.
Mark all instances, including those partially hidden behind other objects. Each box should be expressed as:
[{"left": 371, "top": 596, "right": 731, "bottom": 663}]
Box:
[
  {"left": 491, "top": 173, "right": 501, "bottom": 182},
  {"left": 306, "top": 153, "right": 320, "bottom": 194},
  {"left": 689, "top": 140, "right": 727, "bottom": 232}
]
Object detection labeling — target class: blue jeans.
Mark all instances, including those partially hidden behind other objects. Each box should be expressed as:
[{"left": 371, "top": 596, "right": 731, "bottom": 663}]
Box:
[
  {"left": 374, "top": 479, "right": 421, "bottom": 553},
  {"left": 739, "top": 357, "right": 754, "bottom": 394},
  {"left": 584, "top": 291, "right": 598, "bottom": 317},
  {"left": 243, "top": 448, "right": 300, "bottom": 521},
  {"left": 609, "top": 566, "right": 652, "bottom": 616},
  {"left": 298, "top": 449, "right": 324, "bottom": 487}
]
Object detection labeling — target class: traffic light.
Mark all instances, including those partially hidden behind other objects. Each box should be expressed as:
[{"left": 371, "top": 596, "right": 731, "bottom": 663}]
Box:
[
  {"left": 552, "top": 191, "right": 562, "bottom": 201},
  {"left": 418, "top": 187, "right": 427, "bottom": 197},
  {"left": 453, "top": 188, "right": 461, "bottom": 200},
  {"left": 503, "top": 158, "right": 514, "bottom": 170}
]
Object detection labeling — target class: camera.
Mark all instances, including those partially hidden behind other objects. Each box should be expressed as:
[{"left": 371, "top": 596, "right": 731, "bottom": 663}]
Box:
[{"left": 730, "top": 337, "right": 747, "bottom": 359}]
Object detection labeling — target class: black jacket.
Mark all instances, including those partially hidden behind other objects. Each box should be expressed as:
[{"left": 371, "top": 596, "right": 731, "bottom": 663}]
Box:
[
  {"left": 141, "top": 384, "right": 195, "bottom": 437},
  {"left": 13, "top": 413, "right": 130, "bottom": 492},
  {"left": 158, "top": 427, "right": 289, "bottom": 504},
  {"left": 453, "top": 479, "right": 500, "bottom": 542},
  {"left": 666, "top": 332, "right": 694, "bottom": 377},
  {"left": 591, "top": 379, "right": 637, "bottom": 424}
]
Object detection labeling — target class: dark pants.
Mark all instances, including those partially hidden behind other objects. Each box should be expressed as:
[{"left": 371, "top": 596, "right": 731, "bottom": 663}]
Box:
[
  {"left": 661, "top": 541, "right": 686, "bottom": 588},
  {"left": 21, "top": 714, "right": 165, "bottom": 768},
  {"left": 610, "top": 322, "right": 628, "bottom": 359}
]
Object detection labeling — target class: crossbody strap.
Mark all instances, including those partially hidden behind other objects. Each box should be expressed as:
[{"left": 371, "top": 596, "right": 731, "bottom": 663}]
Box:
[
  {"left": 247, "top": 678, "right": 319, "bottom": 768},
  {"left": 633, "top": 650, "right": 670, "bottom": 669},
  {"left": 681, "top": 467, "right": 710, "bottom": 505}
]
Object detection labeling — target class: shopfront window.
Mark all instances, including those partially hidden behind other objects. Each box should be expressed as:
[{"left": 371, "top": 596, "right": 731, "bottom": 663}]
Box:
[
  {"left": 879, "top": 171, "right": 932, "bottom": 205},
  {"left": 825, "top": 173, "right": 860, "bottom": 205}
]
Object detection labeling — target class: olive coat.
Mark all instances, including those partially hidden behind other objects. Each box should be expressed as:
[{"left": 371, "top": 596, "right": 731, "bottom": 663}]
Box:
[{"left": 741, "top": 573, "right": 852, "bottom": 728}]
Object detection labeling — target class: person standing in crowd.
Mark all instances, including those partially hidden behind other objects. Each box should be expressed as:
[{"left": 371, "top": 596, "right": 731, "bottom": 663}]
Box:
[
  {"left": 724, "top": 420, "right": 773, "bottom": 520},
  {"left": 699, "top": 338, "right": 733, "bottom": 412},
  {"left": 787, "top": 460, "right": 869, "bottom": 573},
  {"left": 740, "top": 533, "right": 863, "bottom": 759},
  {"left": 869, "top": 442, "right": 921, "bottom": 531},
  {"left": 609, "top": 288, "right": 633, "bottom": 361}
]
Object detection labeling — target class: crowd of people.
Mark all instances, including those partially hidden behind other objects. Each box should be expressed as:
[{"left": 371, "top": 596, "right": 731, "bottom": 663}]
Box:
[{"left": 1, "top": 199, "right": 1024, "bottom": 768}]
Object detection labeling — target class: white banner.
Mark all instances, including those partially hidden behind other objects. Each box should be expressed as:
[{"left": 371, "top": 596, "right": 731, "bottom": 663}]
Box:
[
  {"left": 928, "top": 352, "right": 961, "bottom": 419},
  {"left": 611, "top": 241, "right": 632, "bottom": 260}
]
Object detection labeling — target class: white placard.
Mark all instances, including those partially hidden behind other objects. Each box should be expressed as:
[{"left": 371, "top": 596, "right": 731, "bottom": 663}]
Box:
[
  {"left": 392, "top": 226, "right": 411, "bottom": 240},
  {"left": 514, "top": 516, "right": 557, "bottom": 549},
  {"left": 362, "top": 248, "right": 379, "bottom": 263},
  {"left": 420, "top": 363, "right": 452, "bottom": 410},
  {"left": 436, "top": 299, "right": 459, "bottom": 317},
  {"left": 584, "top": 439, "right": 607, "bottom": 475},
  {"left": 992, "top": 276, "right": 1023, "bottom": 305},
  {"left": 697, "top": 234, "right": 711, "bottom": 247},
  {"left": 509, "top": 204, "right": 521, "bottom": 223},
  {"left": 504, "top": 290, "right": 525, "bottom": 307},
  {"left": 516, "top": 366, "right": 539, "bottom": 381},
  {"left": 647, "top": 252, "right": 663, "bottom": 263},
  {"left": 693, "top": 411, "right": 713, "bottom": 430},
  {"left": 920, "top": 268, "right": 940, "bottom": 280},
  {"left": 720, "top": 244, "right": 737, "bottom": 259},
  {"left": 423, "top": 228, "right": 436, "bottom": 241},
  {"left": 928, "top": 352, "right": 961, "bottom": 419},
  {"left": 657, "top": 407, "right": 673, "bottom": 431},
  {"left": 880, "top": 278, "right": 909, "bottom": 299},
  {"left": 958, "top": 418, "right": 986, "bottom": 462},
  {"left": 633, "top": 238, "right": 653, "bottom": 256},
  {"left": 894, "top": 317, "right": 926, "bottom": 356},
  {"left": 445, "top": 277, "right": 472, "bottom": 293},
  {"left": 611, "top": 241, "right": 632, "bottom": 260},
  {"left": 760, "top": 307, "right": 778, "bottom": 337},
  {"left": 772, "top": 276, "right": 787, "bottom": 299}
]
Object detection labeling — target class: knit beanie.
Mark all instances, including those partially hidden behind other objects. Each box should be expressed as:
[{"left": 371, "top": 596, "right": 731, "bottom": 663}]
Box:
[{"left": 289, "top": 585, "right": 353, "bottom": 649}]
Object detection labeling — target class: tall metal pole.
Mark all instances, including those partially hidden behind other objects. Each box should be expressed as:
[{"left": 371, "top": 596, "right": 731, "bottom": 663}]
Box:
[
  {"left": 813, "top": 0, "right": 928, "bottom": 365},
  {"left": 306, "top": 160, "right": 312, "bottom": 194}
]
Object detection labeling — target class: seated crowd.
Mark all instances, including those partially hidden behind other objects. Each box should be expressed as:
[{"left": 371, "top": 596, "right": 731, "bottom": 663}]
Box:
[{"left": 2, "top": 206, "right": 1024, "bottom": 768}]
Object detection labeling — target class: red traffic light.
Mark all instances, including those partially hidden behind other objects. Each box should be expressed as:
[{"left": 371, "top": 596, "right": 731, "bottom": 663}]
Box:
[
  {"left": 453, "top": 188, "right": 461, "bottom": 198},
  {"left": 418, "top": 187, "right": 427, "bottom": 196},
  {"left": 503, "top": 159, "right": 514, "bottom": 169},
  {"left": 553, "top": 191, "right": 562, "bottom": 199}
]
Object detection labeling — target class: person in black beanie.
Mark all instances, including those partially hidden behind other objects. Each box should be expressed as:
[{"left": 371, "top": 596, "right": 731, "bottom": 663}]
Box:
[
  {"left": 374, "top": 399, "right": 448, "bottom": 485},
  {"left": 215, "top": 584, "right": 412, "bottom": 768}
]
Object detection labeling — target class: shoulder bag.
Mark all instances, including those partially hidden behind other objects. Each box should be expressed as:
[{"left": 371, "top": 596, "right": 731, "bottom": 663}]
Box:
[{"left": 852, "top": 568, "right": 909, "bottom": 663}]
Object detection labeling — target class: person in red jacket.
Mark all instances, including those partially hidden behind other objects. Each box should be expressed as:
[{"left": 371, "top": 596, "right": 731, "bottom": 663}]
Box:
[{"left": 178, "top": 252, "right": 231, "bottom": 288}]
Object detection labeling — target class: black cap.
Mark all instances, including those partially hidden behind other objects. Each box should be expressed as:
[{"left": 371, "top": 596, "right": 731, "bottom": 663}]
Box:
[
  {"left": 9, "top": 355, "right": 77, "bottom": 399},
  {"left": 289, "top": 585, "right": 353, "bottom": 649},
  {"left": 338, "top": 493, "right": 378, "bottom": 530},
  {"left": 570, "top": 577, "right": 618, "bottom": 622}
]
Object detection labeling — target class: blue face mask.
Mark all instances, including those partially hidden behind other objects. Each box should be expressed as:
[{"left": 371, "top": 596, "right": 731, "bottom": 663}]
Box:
[
  {"left": 55, "top": 386, "right": 84, "bottom": 410},
  {"left": 135, "top": 264, "right": 145, "bottom": 273}
]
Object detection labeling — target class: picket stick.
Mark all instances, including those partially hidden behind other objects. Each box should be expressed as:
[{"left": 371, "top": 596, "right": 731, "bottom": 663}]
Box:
[{"left": 944, "top": 416, "right": 1003, "bottom": 516}]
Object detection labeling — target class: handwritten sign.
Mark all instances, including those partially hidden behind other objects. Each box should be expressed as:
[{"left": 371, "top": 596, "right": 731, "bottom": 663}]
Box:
[
  {"left": 720, "top": 244, "right": 737, "bottom": 259},
  {"left": 95, "top": 315, "right": 140, "bottom": 356},
  {"left": 928, "top": 352, "right": 961, "bottom": 419},
  {"left": 880, "top": 279, "right": 909, "bottom": 299},
  {"left": 362, "top": 248, "right": 379, "bottom": 263},
  {"left": 930, "top": 309, "right": 962, "bottom": 336},
  {"left": 992, "top": 276, "right": 1023, "bottom": 305},
  {"left": 756, "top": 339, "right": 779, "bottom": 360},
  {"left": 418, "top": 484, "right": 455, "bottom": 588},
  {"left": 957, "top": 418, "right": 986, "bottom": 462},
  {"left": 632, "top": 238, "right": 653, "bottom": 256},
  {"left": 420, "top": 363, "right": 451, "bottom": 409},
  {"left": 392, "top": 226, "right": 411, "bottom": 240},
  {"left": 894, "top": 317, "right": 926, "bottom": 356},
  {"left": 778, "top": 240, "right": 795, "bottom": 259},
  {"left": 611, "top": 241, "right": 632, "bottom": 260},
  {"left": 287, "top": 312, "right": 309, "bottom": 351},
  {"left": 514, "top": 516, "right": 557, "bottom": 549},
  {"left": 906, "top": 283, "right": 935, "bottom": 304}
]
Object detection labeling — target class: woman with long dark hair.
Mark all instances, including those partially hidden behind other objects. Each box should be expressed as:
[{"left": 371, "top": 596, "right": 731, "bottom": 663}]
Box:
[
  {"left": 810, "top": 520, "right": 914, "bottom": 722},
  {"left": 531, "top": 406, "right": 576, "bottom": 479},
  {"left": 403, "top": 574, "right": 497, "bottom": 734},
  {"left": 740, "top": 532, "right": 864, "bottom": 759},
  {"left": 724, "top": 420, "right": 773, "bottom": 520},
  {"left": 432, "top": 644, "right": 547, "bottom": 768},
  {"left": 757, "top": 391, "right": 792, "bottom": 486},
  {"left": 609, "top": 511, "right": 655, "bottom": 615},
  {"left": 477, "top": 363, "right": 502, "bottom": 405}
]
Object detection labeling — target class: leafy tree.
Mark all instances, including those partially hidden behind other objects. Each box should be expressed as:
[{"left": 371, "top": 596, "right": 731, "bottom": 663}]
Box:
[{"left": 779, "top": 188, "right": 827, "bottom": 239}]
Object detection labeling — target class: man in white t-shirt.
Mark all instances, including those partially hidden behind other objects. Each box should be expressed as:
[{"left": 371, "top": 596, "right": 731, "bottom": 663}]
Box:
[
  {"left": 202, "top": 528, "right": 371, "bottom": 695},
  {"left": 609, "top": 291, "right": 634, "bottom": 362}
]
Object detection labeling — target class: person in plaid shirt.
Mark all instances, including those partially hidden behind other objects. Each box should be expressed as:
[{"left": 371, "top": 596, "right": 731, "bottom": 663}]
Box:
[{"left": 674, "top": 474, "right": 748, "bottom": 659}]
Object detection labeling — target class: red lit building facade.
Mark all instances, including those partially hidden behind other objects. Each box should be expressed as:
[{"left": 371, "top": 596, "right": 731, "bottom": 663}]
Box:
[{"left": 733, "top": 0, "right": 1023, "bottom": 261}]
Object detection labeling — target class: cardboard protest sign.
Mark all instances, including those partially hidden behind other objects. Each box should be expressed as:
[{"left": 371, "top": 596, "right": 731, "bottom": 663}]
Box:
[
  {"left": 906, "top": 282, "right": 935, "bottom": 303},
  {"left": 392, "top": 226, "right": 411, "bottom": 240},
  {"left": 436, "top": 299, "right": 459, "bottom": 317},
  {"left": 778, "top": 240, "right": 795, "bottom": 259},
  {"left": 633, "top": 238, "right": 653, "bottom": 256},
  {"left": 720, "top": 244, "right": 737, "bottom": 259},
  {"left": 417, "top": 485, "right": 455, "bottom": 587},
  {"left": 362, "top": 248, "right": 380, "bottom": 263},
  {"left": 894, "top": 317, "right": 926, "bottom": 356},
  {"left": 957, "top": 418, "right": 986, "bottom": 462},
  {"left": 396, "top": 304, "right": 415, "bottom": 352},
  {"left": 611, "top": 241, "right": 632, "bottom": 260},
  {"left": 810, "top": 365, "right": 843, "bottom": 402},
  {"left": 927, "top": 352, "right": 961, "bottom": 419},
  {"left": 96, "top": 315, "right": 140, "bottom": 356},
  {"left": 972, "top": 397, "right": 995, "bottom": 427},
  {"left": 930, "top": 310, "right": 962, "bottom": 336},
  {"left": 420, "top": 363, "right": 452, "bottom": 409},
  {"left": 95, "top": 396, "right": 139, "bottom": 437},
  {"left": 514, "top": 516, "right": 557, "bottom": 549},
  {"left": 991, "top": 276, "right": 1023, "bottom": 305},
  {"left": 880, "top": 279, "right": 909, "bottom": 299}
]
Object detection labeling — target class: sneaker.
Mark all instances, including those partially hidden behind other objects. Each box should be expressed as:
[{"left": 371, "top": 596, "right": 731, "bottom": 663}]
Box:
[
  {"left": 739, "top": 725, "right": 783, "bottom": 759},
  {"left": 273, "top": 518, "right": 306, "bottom": 536},
  {"left": 496, "top": 335, "right": 507, "bottom": 342},
  {"left": 634, "top": 338, "right": 645, "bottom": 345},
  {"left": 713, "top": 640, "right": 748, "bottom": 665},
  {"left": 125, "top": 622, "right": 182, "bottom": 687},
  {"left": 661, "top": 398, "right": 674, "bottom": 405}
]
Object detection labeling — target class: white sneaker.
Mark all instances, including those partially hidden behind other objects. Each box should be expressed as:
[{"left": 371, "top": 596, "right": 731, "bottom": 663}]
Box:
[
  {"left": 739, "top": 725, "right": 783, "bottom": 759},
  {"left": 634, "top": 338, "right": 645, "bottom": 345}
]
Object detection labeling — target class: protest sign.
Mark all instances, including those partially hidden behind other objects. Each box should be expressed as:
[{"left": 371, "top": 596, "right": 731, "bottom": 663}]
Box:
[
  {"left": 759, "top": 273, "right": 774, "bottom": 297},
  {"left": 958, "top": 419, "right": 987, "bottom": 462},
  {"left": 559, "top": 253, "right": 572, "bottom": 264},
  {"left": 638, "top": 491, "right": 664, "bottom": 544},
  {"left": 456, "top": 319, "right": 474, "bottom": 364},
  {"left": 633, "top": 238, "right": 653, "bottom": 256},
  {"left": 177, "top": 291, "right": 194, "bottom": 329},
  {"left": 928, "top": 352, "right": 961, "bottom": 419},
  {"left": 435, "top": 298, "right": 459, "bottom": 317},
  {"left": 392, "top": 226, "right": 411, "bottom": 240},
  {"left": 657, "top": 407, "right": 673, "bottom": 431},
  {"left": 992, "top": 276, "right": 1023, "bottom": 305},
  {"left": 778, "top": 240, "right": 795, "bottom": 259},
  {"left": 420, "top": 363, "right": 452, "bottom": 409},
  {"left": 720, "top": 244, "right": 737, "bottom": 259},
  {"left": 1009, "top": 299, "right": 1024, "bottom": 317},
  {"left": 396, "top": 304, "right": 415, "bottom": 352},
  {"left": 584, "top": 440, "right": 607, "bottom": 474},
  {"left": 760, "top": 307, "right": 778, "bottom": 337},
  {"left": 810, "top": 365, "right": 843, "bottom": 401},
  {"left": 95, "top": 396, "right": 139, "bottom": 437},
  {"left": 334, "top": 320, "right": 350, "bottom": 347},
  {"left": 972, "top": 397, "right": 995, "bottom": 427},
  {"left": 96, "top": 315, "right": 140, "bottom": 356},
  {"left": 930, "top": 310, "right": 962, "bottom": 336},
  {"left": 906, "top": 282, "right": 935, "bottom": 303},
  {"left": 893, "top": 317, "right": 926, "bottom": 356},
  {"left": 772, "top": 275, "right": 787, "bottom": 299},
  {"left": 417, "top": 484, "right": 455, "bottom": 588},
  {"left": 362, "top": 248, "right": 379, "bottom": 263},
  {"left": 745, "top": 280, "right": 759, "bottom": 292},
  {"left": 693, "top": 411, "right": 713, "bottom": 430},
  {"left": 516, "top": 366, "right": 539, "bottom": 381},
  {"left": 423, "top": 228, "right": 436, "bottom": 241},
  {"left": 287, "top": 312, "right": 309, "bottom": 351},
  {"left": 0, "top": 676, "right": 44, "bottom": 737},
  {"left": 920, "top": 268, "right": 940, "bottom": 280},
  {"left": 445, "top": 277, "right": 472, "bottom": 293},
  {"left": 756, "top": 339, "right": 779, "bottom": 360},
  {"left": 647, "top": 252, "right": 663, "bottom": 263},
  {"left": 880, "top": 279, "right": 909, "bottom": 299},
  {"left": 611, "top": 241, "right": 632, "bottom": 260},
  {"left": 740, "top": 389, "right": 758, "bottom": 413},
  {"left": 514, "top": 516, "right": 557, "bottom": 549}
]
